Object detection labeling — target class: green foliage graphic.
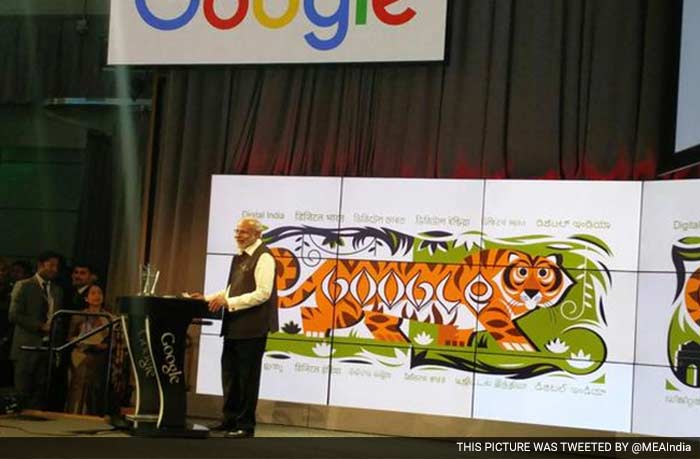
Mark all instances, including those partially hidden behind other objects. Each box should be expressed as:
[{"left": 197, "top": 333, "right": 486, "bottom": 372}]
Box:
[{"left": 266, "top": 226, "right": 611, "bottom": 379}]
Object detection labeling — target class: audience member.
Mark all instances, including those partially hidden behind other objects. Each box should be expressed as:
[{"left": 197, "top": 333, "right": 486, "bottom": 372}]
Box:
[
  {"left": 0, "top": 258, "right": 10, "bottom": 286},
  {"left": 9, "top": 260, "right": 32, "bottom": 284},
  {"left": 46, "top": 262, "right": 98, "bottom": 411},
  {"left": 65, "top": 284, "right": 112, "bottom": 415},
  {"left": 68, "top": 263, "right": 97, "bottom": 311},
  {"left": 0, "top": 258, "right": 12, "bottom": 387},
  {"left": 9, "top": 251, "right": 64, "bottom": 409}
]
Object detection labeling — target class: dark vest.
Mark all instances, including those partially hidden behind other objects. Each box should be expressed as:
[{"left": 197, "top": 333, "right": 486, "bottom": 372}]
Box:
[
  {"left": 220, "top": 243, "right": 278, "bottom": 339},
  {"left": 69, "top": 286, "right": 89, "bottom": 311}
]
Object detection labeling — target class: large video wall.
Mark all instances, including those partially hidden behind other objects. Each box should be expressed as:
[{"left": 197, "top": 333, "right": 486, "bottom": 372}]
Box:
[{"left": 196, "top": 175, "right": 700, "bottom": 436}]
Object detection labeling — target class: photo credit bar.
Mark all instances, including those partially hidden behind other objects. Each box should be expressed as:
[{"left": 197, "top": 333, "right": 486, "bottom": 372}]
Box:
[{"left": 455, "top": 438, "right": 698, "bottom": 458}]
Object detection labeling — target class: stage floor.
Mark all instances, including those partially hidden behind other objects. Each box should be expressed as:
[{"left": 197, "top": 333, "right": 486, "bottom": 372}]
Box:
[
  {"left": 0, "top": 412, "right": 613, "bottom": 459},
  {"left": 0, "top": 411, "right": 379, "bottom": 438}
]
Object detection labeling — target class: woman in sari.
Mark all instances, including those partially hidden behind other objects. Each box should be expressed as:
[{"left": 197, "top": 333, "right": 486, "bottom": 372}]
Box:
[{"left": 65, "top": 284, "right": 112, "bottom": 415}]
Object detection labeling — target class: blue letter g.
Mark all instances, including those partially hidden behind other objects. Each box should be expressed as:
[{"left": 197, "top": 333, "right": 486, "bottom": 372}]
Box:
[{"left": 136, "top": 0, "right": 200, "bottom": 31}]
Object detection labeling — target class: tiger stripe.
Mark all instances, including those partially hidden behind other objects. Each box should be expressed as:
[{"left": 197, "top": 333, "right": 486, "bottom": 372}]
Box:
[{"left": 270, "top": 247, "right": 573, "bottom": 350}]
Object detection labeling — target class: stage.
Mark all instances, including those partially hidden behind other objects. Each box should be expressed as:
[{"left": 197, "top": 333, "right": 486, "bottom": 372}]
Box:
[
  {"left": 0, "top": 411, "right": 415, "bottom": 459},
  {"left": 0, "top": 411, "right": 480, "bottom": 459},
  {"left": 0, "top": 410, "right": 376, "bottom": 438},
  {"left": 0, "top": 411, "right": 689, "bottom": 459}
]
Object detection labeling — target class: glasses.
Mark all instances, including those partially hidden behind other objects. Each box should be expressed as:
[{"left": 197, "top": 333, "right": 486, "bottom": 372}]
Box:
[{"left": 139, "top": 264, "right": 160, "bottom": 296}]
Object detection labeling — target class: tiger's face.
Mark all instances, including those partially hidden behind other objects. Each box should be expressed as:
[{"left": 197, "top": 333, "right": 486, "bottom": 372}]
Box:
[
  {"left": 498, "top": 252, "right": 573, "bottom": 311},
  {"left": 683, "top": 268, "right": 700, "bottom": 326}
]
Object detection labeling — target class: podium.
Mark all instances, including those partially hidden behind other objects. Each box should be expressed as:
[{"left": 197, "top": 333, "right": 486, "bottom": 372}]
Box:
[{"left": 118, "top": 296, "right": 212, "bottom": 438}]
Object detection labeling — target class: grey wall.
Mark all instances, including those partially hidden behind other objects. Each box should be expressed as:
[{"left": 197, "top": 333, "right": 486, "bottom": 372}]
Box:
[
  {"left": 0, "top": 106, "right": 87, "bottom": 262},
  {"left": 0, "top": 0, "right": 109, "bottom": 15},
  {"left": 0, "top": 2, "right": 144, "bottom": 270}
]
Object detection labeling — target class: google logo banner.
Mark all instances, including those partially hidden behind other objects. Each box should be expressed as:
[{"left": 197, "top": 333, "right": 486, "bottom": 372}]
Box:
[{"left": 109, "top": 0, "right": 448, "bottom": 65}]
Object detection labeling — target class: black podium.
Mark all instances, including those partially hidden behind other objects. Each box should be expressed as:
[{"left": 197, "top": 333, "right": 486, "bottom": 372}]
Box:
[{"left": 118, "top": 296, "right": 212, "bottom": 438}]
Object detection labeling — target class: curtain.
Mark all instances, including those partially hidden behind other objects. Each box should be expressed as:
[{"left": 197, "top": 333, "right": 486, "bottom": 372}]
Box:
[
  {"left": 73, "top": 130, "right": 112, "bottom": 284},
  {"left": 149, "top": 0, "right": 684, "bottom": 293}
]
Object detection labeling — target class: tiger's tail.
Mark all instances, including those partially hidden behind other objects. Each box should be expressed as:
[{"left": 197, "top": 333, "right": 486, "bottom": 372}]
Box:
[{"left": 271, "top": 247, "right": 334, "bottom": 309}]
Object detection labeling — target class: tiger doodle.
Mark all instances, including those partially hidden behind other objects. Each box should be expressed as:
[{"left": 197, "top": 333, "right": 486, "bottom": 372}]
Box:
[
  {"left": 682, "top": 269, "right": 700, "bottom": 326},
  {"left": 669, "top": 266, "right": 700, "bottom": 387},
  {"left": 273, "top": 248, "right": 574, "bottom": 352}
]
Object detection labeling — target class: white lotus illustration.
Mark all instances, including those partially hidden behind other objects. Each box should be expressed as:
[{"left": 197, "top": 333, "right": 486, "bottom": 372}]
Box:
[
  {"left": 567, "top": 349, "right": 594, "bottom": 369},
  {"left": 312, "top": 342, "right": 335, "bottom": 357},
  {"left": 355, "top": 348, "right": 409, "bottom": 367},
  {"left": 413, "top": 332, "right": 434, "bottom": 346},
  {"left": 454, "top": 233, "right": 482, "bottom": 251},
  {"left": 545, "top": 338, "right": 569, "bottom": 354}
]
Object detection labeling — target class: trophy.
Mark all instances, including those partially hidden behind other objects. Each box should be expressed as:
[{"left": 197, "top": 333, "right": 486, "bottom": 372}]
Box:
[{"left": 139, "top": 264, "right": 160, "bottom": 296}]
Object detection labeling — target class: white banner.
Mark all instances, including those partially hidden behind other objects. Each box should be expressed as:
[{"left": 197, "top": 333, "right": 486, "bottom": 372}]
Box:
[
  {"left": 108, "top": 0, "right": 448, "bottom": 65},
  {"left": 196, "top": 175, "right": 700, "bottom": 436}
]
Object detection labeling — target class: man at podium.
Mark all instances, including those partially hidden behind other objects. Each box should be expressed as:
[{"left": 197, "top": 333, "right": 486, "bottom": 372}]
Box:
[{"left": 192, "top": 217, "right": 278, "bottom": 439}]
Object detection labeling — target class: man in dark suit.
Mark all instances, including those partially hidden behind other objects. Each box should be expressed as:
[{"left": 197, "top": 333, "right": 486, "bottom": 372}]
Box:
[
  {"left": 0, "top": 259, "right": 13, "bottom": 388},
  {"left": 194, "top": 217, "right": 278, "bottom": 438},
  {"left": 0, "top": 260, "right": 32, "bottom": 388},
  {"left": 68, "top": 263, "right": 96, "bottom": 311},
  {"left": 9, "top": 251, "right": 64, "bottom": 410}
]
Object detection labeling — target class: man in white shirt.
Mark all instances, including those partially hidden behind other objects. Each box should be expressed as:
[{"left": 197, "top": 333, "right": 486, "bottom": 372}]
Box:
[{"left": 194, "top": 217, "right": 278, "bottom": 438}]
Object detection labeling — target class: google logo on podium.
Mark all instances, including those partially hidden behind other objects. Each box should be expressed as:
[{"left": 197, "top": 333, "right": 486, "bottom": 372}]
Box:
[{"left": 135, "top": 0, "right": 418, "bottom": 51}]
